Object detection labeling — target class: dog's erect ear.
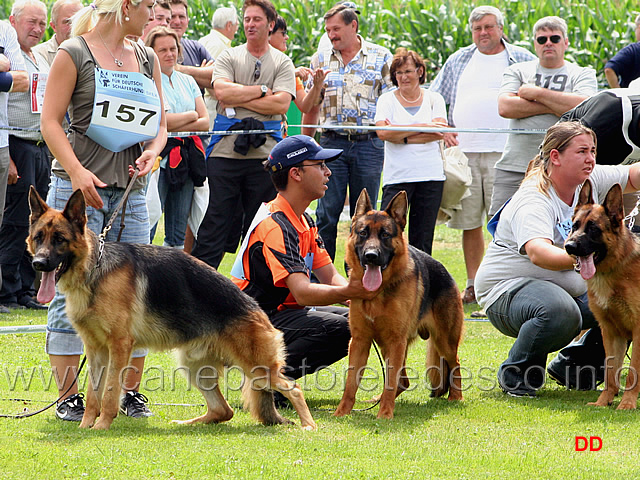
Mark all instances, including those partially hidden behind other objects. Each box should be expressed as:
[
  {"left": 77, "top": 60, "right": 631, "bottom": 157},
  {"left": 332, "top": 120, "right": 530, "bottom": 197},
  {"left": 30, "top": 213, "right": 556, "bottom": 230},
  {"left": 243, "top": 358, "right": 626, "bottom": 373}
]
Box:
[
  {"left": 577, "top": 179, "right": 594, "bottom": 209},
  {"left": 385, "top": 190, "right": 408, "bottom": 231},
  {"left": 603, "top": 183, "right": 625, "bottom": 230},
  {"left": 62, "top": 189, "right": 87, "bottom": 233},
  {"left": 29, "top": 186, "right": 50, "bottom": 224},
  {"left": 353, "top": 189, "right": 372, "bottom": 219}
]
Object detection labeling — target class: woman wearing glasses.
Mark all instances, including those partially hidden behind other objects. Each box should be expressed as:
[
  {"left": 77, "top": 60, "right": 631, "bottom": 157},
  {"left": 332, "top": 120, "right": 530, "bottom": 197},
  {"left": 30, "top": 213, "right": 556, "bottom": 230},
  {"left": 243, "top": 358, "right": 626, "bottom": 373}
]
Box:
[{"left": 374, "top": 48, "right": 450, "bottom": 255}]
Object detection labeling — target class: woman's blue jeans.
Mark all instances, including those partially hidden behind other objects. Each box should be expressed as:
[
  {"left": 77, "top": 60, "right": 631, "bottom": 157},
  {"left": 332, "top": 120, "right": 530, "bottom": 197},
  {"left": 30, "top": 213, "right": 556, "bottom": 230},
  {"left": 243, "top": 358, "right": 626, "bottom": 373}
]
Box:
[{"left": 486, "top": 278, "right": 598, "bottom": 390}]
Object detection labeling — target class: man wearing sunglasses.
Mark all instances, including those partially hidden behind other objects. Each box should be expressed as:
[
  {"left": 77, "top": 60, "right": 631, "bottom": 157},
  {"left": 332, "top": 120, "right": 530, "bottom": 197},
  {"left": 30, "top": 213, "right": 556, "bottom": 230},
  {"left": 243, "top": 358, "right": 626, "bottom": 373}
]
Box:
[
  {"left": 489, "top": 16, "right": 597, "bottom": 217},
  {"left": 430, "top": 6, "right": 535, "bottom": 305},
  {"left": 192, "top": 0, "right": 296, "bottom": 269},
  {"left": 231, "top": 135, "right": 375, "bottom": 404}
]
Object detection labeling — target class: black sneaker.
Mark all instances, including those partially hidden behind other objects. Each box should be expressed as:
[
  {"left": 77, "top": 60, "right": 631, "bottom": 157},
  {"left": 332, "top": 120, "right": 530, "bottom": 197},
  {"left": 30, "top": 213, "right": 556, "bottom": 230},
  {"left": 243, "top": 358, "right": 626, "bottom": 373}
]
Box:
[
  {"left": 120, "top": 391, "right": 153, "bottom": 418},
  {"left": 56, "top": 393, "right": 85, "bottom": 421},
  {"left": 497, "top": 367, "right": 540, "bottom": 398},
  {"left": 546, "top": 359, "right": 603, "bottom": 391}
]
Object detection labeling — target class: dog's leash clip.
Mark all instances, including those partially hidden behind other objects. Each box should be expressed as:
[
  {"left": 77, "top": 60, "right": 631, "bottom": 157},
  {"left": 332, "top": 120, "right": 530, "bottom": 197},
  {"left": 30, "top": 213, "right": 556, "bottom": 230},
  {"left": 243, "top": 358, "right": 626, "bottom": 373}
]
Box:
[
  {"left": 625, "top": 195, "right": 640, "bottom": 230},
  {"left": 93, "top": 168, "right": 139, "bottom": 271}
]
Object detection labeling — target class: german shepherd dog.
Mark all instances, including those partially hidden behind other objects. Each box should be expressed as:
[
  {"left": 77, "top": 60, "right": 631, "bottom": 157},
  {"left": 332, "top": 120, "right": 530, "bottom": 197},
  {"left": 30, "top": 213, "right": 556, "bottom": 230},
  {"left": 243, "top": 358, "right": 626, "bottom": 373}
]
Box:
[
  {"left": 565, "top": 180, "right": 640, "bottom": 410},
  {"left": 27, "top": 187, "right": 316, "bottom": 430},
  {"left": 334, "top": 189, "right": 464, "bottom": 419}
]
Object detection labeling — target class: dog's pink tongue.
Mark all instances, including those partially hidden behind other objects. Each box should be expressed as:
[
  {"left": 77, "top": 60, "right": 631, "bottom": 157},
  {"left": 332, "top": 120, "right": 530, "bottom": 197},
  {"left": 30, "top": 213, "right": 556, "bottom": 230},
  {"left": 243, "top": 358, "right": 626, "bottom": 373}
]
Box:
[
  {"left": 578, "top": 254, "right": 596, "bottom": 281},
  {"left": 362, "top": 265, "right": 382, "bottom": 291},
  {"left": 37, "top": 271, "right": 56, "bottom": 305}
]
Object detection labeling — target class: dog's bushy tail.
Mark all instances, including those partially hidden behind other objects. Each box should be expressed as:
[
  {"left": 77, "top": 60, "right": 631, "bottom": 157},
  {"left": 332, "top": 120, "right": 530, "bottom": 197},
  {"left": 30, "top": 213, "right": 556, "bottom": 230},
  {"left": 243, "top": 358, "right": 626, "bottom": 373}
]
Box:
[
  {"left": 242, "top": 379, "right": 290, "bottom": 426},
  {"left": 427, "top": 339, "right": 451, "bottom": 398}
]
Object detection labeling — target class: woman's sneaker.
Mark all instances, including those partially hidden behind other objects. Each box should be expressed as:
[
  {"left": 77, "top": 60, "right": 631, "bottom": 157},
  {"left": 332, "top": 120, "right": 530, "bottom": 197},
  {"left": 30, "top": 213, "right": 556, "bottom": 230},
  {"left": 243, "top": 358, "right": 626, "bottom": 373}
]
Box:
[
  {"left": 56, "top": 393, "right": 85, "bottom": 421},
  {"left": 120, "top": 391, "right": 153, "bottom": 418}
]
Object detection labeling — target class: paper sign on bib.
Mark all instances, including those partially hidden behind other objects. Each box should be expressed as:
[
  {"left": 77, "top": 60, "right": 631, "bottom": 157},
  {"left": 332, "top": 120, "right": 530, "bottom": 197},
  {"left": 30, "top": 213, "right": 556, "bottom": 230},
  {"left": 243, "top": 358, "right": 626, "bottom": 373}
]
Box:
[
  {"left": 31, "top": 72, "right": 48, "bottom": 114},
  {"left": 86, "top": 68, "right": 161, "bottom": 152}
]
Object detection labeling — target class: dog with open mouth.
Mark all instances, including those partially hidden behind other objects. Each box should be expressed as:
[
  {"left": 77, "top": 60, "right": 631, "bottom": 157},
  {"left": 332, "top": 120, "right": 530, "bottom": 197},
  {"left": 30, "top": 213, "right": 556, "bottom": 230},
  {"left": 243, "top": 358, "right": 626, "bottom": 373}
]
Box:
[
  {"left": 565, "top": 179, "right": 640, "bottom": 409},
  {"left": 27, "top": 186, "right": 316, "bottom": 431},
  {"left": 334, "top": 189, "right": 464, "bottom": 419}
]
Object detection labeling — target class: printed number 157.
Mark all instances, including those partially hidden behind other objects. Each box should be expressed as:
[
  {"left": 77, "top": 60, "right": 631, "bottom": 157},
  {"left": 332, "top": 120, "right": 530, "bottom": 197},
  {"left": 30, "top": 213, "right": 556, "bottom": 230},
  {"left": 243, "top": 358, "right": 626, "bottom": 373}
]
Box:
[{"left": 95, "top": 99, "right": 157, "bottom": 126}]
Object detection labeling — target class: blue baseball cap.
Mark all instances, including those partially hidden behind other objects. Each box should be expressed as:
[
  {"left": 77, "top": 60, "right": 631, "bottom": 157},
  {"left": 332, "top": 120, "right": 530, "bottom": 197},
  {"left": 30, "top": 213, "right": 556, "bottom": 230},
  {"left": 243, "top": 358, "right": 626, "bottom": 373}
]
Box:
[{"left": 267, "top": 135, "right": 343, "bottom": 172}]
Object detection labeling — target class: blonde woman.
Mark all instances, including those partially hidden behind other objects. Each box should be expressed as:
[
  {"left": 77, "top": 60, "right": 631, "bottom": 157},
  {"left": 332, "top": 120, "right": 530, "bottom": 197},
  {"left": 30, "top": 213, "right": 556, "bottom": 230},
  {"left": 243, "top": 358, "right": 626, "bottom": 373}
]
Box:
[
  {"left": 40, "top": 0, "right": 167, "bottom": 421},
  {"left": 475, "top": 122, "right": 640, "bottom": 397}
]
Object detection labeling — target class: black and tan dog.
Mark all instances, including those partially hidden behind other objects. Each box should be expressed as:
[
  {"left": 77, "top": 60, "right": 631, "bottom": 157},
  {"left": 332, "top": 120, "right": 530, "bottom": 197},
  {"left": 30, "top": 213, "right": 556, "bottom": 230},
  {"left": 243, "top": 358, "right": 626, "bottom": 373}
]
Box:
[
  {"left": 334, "top": 189, "right": 464, "bottom": 419},
  {"left": 565, "top": 180, "right": 640, "bottom": 410},
  {"left": 27, "top": 187, "right": 316, "bottom": 430}
]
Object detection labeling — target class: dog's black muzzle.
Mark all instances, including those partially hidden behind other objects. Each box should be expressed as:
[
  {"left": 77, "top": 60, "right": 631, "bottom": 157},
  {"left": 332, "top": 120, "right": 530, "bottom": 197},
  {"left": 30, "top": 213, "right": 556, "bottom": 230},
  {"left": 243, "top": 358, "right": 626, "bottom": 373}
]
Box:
[
  {"left": 32, "top": 256, "right": 58, "bottom": 273},
  {"left": 360, "top": 247, "right": 393, "bottom": 269}
]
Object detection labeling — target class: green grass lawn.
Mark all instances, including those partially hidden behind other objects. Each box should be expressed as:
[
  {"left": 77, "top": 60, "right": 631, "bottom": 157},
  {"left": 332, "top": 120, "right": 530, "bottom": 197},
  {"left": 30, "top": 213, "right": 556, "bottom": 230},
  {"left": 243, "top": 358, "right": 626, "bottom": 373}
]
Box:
[{"left": 1, "top": 223, "right": 639, "bottom": 479}]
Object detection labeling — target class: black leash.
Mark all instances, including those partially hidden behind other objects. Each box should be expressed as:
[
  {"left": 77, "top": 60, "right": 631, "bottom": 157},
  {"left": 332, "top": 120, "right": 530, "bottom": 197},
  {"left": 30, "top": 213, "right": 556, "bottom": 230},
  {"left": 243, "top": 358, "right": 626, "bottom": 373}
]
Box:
[{"left": 0, "top": 357, "right": 86, "bottom": 419}]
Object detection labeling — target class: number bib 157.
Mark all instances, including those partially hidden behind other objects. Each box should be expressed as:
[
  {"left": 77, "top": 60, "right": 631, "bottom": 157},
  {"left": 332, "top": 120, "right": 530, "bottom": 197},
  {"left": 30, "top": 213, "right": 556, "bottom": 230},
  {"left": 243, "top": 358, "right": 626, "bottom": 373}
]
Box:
[{"left": 86, "top": 68, "right": 161, "bottom": 152}]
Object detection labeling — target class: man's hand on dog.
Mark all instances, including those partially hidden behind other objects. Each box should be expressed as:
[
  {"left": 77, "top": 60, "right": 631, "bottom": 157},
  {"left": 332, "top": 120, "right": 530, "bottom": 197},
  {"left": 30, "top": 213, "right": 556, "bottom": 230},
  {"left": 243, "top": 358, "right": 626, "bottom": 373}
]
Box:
[{"left": 346, "top": 273, "right": 380, "bottom": 300}]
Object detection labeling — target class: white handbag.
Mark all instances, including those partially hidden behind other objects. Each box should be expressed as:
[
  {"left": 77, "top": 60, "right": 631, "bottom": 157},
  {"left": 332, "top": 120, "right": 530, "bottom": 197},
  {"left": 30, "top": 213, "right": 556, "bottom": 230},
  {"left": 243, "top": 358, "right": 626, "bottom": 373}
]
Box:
[{"left": 437, "top": 142, "right": 472, "bottom": 224}]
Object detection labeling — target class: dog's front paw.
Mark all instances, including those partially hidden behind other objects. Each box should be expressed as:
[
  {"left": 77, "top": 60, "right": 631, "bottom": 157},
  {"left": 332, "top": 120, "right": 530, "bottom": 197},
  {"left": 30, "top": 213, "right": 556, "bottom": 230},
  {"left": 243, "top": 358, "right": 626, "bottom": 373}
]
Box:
[
  {"left": 91, "top": 418, "right": 113, "bottom": 430},
  {"left": 587, "top": 401, "right": 609, "bottom": 407},
  {"left": 333, "top": 405, "right": 352, "bottom": 417},
  {"left": 376, "top": 409, "right": 394, "bottom": 420},
  {"left": 617, "top": 400, "right": 638, "bottom": 410},
  {"left": 78, "top": 420, "right": 93, "bottom": 429}
]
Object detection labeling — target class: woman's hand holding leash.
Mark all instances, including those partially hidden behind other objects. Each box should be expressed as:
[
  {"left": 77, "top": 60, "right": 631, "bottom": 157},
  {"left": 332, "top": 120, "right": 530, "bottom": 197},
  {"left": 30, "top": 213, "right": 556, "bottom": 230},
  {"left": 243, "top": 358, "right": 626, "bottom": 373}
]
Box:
[{"left": 134, "top": 149, "right": 158, "bottom": 176}]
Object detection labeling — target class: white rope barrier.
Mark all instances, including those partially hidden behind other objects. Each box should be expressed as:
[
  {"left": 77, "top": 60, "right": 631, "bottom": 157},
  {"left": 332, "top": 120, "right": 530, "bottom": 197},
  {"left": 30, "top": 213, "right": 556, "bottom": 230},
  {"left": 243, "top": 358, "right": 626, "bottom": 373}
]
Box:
[
  {"left": 0, "top": 325, "right": 46, "bottom": 334},
  {"left": 0, "top": 124, "right": 548, "bottom": 137}
]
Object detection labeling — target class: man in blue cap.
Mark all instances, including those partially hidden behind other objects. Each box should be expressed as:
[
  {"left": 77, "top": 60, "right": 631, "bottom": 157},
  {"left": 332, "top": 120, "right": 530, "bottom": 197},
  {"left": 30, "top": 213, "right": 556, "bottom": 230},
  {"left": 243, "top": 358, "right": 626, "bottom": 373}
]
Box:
[{"left": 232, "top": 135, "right": 375, "bottom": 394}]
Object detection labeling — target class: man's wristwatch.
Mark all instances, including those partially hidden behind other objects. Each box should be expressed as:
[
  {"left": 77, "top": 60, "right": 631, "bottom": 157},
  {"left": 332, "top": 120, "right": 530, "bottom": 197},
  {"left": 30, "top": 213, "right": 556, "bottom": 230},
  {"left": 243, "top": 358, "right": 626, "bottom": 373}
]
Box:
[{"left": 260, "top": 85, "right": 268, "bottom": 98}]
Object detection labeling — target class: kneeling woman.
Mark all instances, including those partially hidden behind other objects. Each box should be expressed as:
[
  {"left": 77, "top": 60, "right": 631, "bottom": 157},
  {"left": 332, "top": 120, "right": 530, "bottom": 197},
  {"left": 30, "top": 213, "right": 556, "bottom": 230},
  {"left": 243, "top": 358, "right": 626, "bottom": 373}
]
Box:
[{"left": 475, "top": 122, "right": 640, "bottom": 397}]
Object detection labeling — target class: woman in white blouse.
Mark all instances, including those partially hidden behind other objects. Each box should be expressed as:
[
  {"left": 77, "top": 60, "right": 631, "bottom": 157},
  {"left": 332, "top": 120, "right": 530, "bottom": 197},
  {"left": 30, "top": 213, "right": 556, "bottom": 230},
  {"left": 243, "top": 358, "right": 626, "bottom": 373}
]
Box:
[{"left": 375, "top": 48, "right": 449, "bottom": 254}]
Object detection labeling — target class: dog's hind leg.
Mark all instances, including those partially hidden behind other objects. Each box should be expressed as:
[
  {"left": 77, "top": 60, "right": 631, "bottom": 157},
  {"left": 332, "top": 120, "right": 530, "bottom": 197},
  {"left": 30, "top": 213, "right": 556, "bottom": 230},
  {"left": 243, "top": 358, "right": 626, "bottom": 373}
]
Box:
[
  {"left": 262, "top": 369, "right": 317, "bottom": 431},
  {"left": 220, "top": 313, "right": 316, "bottom": 430},
  {"left": 242, "top": 372, "right": 307, "bottom": 428},
  {"left": 173, "top": 350, "right": 234, "bottom": 425},
  {"left": 427, "top": 300, "right": 464, "bottom": 401}
]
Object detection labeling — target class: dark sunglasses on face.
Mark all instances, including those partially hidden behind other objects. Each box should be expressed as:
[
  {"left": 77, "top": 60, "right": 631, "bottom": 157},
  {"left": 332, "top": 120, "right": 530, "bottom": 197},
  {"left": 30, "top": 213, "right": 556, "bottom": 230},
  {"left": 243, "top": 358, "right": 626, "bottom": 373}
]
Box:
[{"left": 536, "top": 34, "right": 562, "bottom": 45}]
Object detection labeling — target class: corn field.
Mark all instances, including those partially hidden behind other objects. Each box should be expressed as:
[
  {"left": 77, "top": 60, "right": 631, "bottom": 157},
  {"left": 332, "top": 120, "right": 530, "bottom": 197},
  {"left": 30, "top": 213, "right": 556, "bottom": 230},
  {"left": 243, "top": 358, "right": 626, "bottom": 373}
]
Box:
[{"left": 1, "top": 0, "right": 637, "bottom": 86}]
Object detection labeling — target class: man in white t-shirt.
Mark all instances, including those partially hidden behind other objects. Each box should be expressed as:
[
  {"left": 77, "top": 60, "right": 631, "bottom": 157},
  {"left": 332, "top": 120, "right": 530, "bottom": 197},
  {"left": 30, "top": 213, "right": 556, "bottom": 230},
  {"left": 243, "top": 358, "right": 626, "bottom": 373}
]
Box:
[
  {"left": 489, "top": 16, "right": 597, "bottom": 217},
  {"left": 430, "top": 6, "right": 535, "bottom": 304}
]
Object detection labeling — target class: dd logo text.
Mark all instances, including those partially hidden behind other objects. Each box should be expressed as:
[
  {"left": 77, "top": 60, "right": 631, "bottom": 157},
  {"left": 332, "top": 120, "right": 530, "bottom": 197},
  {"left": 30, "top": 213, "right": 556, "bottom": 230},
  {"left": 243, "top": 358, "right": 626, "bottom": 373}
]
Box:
[{"left": 575, "top": 436, "right": 602, "bottom": 451}]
